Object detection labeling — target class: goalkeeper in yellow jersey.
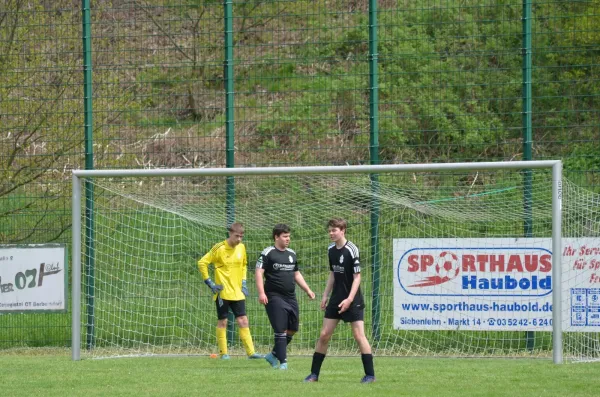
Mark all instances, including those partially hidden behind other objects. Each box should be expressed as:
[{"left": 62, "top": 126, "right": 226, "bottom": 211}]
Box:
[{"left": 198, "top": 222, "right": 263, "bottom": 359}]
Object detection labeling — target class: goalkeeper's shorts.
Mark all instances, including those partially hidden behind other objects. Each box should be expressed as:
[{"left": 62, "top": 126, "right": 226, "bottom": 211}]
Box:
[
  {"left": 265, "top": 294, "right": 299, "bottom": 333},
  {"left": 216, "top": 298, "right": 246, "bottom": 320}
]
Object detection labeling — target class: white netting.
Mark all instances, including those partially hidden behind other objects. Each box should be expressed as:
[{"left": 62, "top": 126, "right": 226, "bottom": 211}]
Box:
[{"left": 75, "top": 168, "right": 600, "bottom": 361}]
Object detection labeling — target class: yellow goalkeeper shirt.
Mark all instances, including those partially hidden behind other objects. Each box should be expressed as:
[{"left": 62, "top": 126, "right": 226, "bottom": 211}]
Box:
[{"left": 198, "top": 240, "right": 247, "bottom": 301}]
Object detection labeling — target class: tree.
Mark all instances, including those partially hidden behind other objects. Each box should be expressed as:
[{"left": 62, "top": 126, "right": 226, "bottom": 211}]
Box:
[{"left": 0, "top": 0, "right": 83, "bottom": 242}]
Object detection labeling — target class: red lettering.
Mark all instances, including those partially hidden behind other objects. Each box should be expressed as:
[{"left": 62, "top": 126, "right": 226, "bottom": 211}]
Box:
[
  {"left": 476, "top": 255, "right": 488, "bottom": 272},
  {"left": 506, "top": 255, "right": 524, "bottom": 272},
  {"left": 489, "top": 255, "right": 504, "bottom": 272},
  {"left": 407, "top": 255, "right": 419, "bottom": 272},
  {"left": 462, "top": 255, "right": 475, "bottom": 272},
  {"left": 563, "top": 245, "right": 575, "bottom": 256},
  {"left": 420, "top": 255, "right": 434, "bottom": 272},
  {"left": 539, "top": 254, "right": 552, "bottom": 272},
  {"left": 580, "top": 246, "right": 600, "bottom": 256},
  {"left": 524, "top": 255, "right": 538, "bottom": 272}
]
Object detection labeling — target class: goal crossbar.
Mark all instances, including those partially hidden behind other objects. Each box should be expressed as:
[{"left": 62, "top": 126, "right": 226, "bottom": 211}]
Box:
[{"left": 73, "top": 160, "right": 561, "bottom": 178}]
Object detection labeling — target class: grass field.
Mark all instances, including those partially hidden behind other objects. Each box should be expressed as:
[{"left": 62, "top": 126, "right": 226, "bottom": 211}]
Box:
[{"left": 2, "top": 350, "right": 600, "bottom": 397}]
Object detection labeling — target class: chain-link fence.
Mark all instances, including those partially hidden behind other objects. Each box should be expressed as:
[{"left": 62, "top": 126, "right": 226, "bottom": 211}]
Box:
[{"left": 1, "top": 0, "right": 598, "bottom": 349}]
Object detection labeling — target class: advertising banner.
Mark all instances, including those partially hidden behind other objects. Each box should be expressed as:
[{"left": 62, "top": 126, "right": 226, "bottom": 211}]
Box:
[
  {"left": 394, "top": 238, "right": 600, "bottom": 331},
  {"left": 0, "top": 244, "right": 67, "bottom": 313}
]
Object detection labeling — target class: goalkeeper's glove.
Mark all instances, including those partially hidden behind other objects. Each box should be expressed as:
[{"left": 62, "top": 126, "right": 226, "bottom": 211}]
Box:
[
  {"left": 204, "top": 278, "right": 223, "bottom": 294},
  {"left": 241, "top": 279, "right": 249, "bottom": 297}
]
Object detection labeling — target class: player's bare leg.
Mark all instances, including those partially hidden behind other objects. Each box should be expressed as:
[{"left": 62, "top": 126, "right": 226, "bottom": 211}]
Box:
[
  {"left": 315, "top": 318, "right": 339, "bottom": 353},
  {"left": 350, "top": 321, "right": 371, "bottom": 354},
  {"left": 351, "top": 321, "right": 375, "bottom": 383},
  {"left": 305, "top": 318, "right": 339, "bottom": 382},
  {"left": 235, "top": 315, "right": 248, "bottom": 328}
]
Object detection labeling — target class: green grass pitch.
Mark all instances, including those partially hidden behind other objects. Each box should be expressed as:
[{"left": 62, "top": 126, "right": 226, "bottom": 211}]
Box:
[{"left": 2, "top": 351, "right": 600, "bottom": 396}]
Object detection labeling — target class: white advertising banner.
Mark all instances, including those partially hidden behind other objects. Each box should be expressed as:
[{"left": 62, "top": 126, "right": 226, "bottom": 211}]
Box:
[
  {"left": 394, "top": 238, "right": 600, "bottom": 331},
  {"left": 0, "top": 244, "right": 67, "bottom": 312}
]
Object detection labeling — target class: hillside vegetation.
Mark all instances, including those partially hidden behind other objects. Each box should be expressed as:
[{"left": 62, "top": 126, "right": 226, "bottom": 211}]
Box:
[{"left": 0, "top": 0, "right": 599, "bottom": 242}]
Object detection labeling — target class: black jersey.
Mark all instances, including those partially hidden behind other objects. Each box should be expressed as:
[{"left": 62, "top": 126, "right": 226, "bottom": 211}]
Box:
[
  {"left": 256, "top": 246, "right": 299, "bottom": 299},
  {"left": 328, "top": 240, "right": 363, "bottom": 307}
]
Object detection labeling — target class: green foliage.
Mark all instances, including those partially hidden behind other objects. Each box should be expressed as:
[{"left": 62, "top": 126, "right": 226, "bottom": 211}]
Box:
[
  {"left": 1, "top": 0, "right": 599, "bottom": 350},
  {"left": 62, "top": 0, "right": 598, "bottom": 168},
  {"left": 0, "top": 1, "right": 80, "bottom": 242}
]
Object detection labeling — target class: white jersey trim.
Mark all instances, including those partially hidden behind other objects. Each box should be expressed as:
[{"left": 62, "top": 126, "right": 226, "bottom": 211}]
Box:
[
  {"left": 346, "top": 241, "right": 359, "bottom": 259},
  {"left": 256, "top": 246, "right": 276, "bottom": 269}
]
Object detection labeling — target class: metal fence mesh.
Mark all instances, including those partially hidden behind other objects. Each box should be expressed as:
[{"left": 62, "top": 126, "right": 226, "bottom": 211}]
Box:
[{"left": 0, "top": 0, "right": 598, "bottom": 349}]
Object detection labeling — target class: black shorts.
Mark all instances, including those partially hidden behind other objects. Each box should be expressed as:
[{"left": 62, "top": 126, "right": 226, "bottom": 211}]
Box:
[
  {"left": 265, "top": 294, "right": 299, "bottom": 334},
  {"left": 215, "top": 297, "right": 246, "bottom": 320},
  {"left": 325, "top": 302, "right": 364, "bottom": 323}
]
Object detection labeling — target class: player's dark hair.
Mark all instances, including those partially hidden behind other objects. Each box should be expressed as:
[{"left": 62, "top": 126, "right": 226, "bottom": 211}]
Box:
[
  {"left": 272, "top": 223, "right": 291, "bottom": 239},
  {"left": 228, "top": 222, "right": 244, "bottom": 233},
  {"left": 327, "top": 218, "right": 347, "bottom": 231}
]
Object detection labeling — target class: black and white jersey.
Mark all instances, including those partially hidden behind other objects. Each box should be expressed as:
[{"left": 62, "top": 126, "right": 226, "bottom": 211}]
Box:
[
  {"left": 256, "top": 246, "right": 298, "bottom": 299},
  {"left": 328, "top": 240, "right": 363, "bottom": 307}
]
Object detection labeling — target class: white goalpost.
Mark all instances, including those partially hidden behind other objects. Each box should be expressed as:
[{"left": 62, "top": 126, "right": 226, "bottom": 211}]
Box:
[{"left": 70, "top": 160, "right": 599, "bottom": 363}]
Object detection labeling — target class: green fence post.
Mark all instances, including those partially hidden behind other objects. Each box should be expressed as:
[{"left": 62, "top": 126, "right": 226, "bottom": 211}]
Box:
[
  {"left": 522, "top": 0, "right": 534, "bottom": 351},
  {"left": 224, "top": 0, "right": 236, "bottom": 347},
  {"left": 81, "top": 0, "right": 96, "bottom": 351},
  {"left": 369, "top": 0, "right": 381, "bottom": 343}
]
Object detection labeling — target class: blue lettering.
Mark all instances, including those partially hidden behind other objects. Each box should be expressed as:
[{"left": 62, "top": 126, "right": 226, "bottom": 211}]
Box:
[
  {"left": 506, "top": 275, "right": 517, "bottom": 289},
  {"left": 462, "top": 276, "right": 477, "bottom": 289},
  {"left": 462, "top": 275, "right": 552, "bottom": 290}
]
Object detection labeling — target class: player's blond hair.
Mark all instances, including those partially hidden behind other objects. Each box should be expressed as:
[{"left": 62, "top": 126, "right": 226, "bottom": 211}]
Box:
[{"left": 228, "top": 222, "right": 244, "bottom": 233}]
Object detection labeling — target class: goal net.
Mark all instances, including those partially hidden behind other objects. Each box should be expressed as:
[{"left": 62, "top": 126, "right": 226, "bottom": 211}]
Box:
[{"left": 70, "top": 162, "right": 600, "bottom": 362}]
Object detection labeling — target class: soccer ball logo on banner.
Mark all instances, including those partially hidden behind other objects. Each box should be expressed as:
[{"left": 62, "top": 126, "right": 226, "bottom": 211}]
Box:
[
  {"left": 436, "top": 252, "right": 460, "bottom": 280},
  {"left": 409, "top": 251, "right": 459, "bottom": 287}
]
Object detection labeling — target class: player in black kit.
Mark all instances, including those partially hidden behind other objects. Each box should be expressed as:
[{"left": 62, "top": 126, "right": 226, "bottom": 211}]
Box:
[
  {"left": 256, "top": 223, "right": 315, "bottom": 370},
  {"left": 304, "top": 218, "right": 375, "bottom": 384}
]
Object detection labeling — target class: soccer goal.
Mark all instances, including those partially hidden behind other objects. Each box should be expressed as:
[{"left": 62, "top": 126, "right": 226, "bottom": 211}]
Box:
[{"left": 71, "top": 160, "right": 600, "bottom": 362}]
